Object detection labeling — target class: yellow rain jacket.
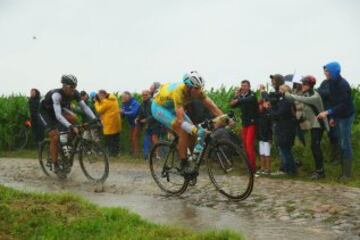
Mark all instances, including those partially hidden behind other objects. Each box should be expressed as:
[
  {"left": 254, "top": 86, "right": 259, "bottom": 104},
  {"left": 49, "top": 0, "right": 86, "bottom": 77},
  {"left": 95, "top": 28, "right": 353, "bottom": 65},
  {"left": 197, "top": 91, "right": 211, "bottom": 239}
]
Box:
[{"left": 94, "top": 94, "right": 121, "bottom": 135}]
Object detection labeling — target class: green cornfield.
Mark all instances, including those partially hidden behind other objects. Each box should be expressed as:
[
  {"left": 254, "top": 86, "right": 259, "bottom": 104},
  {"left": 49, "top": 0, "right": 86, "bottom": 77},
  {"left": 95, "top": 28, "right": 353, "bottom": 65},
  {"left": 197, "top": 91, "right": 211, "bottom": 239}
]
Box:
[{"left": 0, "top": 86, "right": 359, "bottom": 152}]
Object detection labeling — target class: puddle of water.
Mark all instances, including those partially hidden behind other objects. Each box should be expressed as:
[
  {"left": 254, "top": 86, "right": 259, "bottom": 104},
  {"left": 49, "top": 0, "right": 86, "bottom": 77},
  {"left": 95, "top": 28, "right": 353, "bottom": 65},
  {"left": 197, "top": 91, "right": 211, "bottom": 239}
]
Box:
[{"left": 1, "top": 180, "right": 339, "bottom": 240}]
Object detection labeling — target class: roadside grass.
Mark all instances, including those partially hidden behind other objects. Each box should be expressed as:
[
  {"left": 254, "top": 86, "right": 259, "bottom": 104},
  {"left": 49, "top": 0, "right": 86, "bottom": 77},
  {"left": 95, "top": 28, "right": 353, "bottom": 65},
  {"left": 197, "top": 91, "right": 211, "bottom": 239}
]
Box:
[{"left": 0, "top": 184, "right": 243, "bottom": 240}]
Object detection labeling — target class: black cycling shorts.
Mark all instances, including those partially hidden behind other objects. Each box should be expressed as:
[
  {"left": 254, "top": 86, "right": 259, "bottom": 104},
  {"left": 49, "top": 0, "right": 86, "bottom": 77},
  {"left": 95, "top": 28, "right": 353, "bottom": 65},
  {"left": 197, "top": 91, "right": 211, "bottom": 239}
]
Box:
[{"left": 38, "top": 109, "right": 59, "bottom": 131}]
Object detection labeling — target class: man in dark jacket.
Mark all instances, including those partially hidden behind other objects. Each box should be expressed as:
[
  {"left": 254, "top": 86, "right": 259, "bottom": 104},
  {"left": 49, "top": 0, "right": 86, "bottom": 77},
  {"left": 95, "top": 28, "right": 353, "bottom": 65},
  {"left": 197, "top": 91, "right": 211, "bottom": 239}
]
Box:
[
  {"left": 318, "top": 61, "right": 355, "bottom": 180},
  {"left": 230, "top": 80, "right": 258, "bottom": 172},
  {"left": 318, "top": 79, "right": 340, "bottom": 164},
  {"left": 269, "top": 84, "right": 297, "bottom": 175},
  {"left": 29, "top": 88, "right": 44, "bottom": 144}
]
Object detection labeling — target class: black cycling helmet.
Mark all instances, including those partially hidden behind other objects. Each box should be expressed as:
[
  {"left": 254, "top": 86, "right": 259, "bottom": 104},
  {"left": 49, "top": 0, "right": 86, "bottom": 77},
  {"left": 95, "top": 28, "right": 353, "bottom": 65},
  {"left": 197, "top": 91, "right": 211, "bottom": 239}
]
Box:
[{"left": 61, "top": 74, "right": 78, "bottom": 87}]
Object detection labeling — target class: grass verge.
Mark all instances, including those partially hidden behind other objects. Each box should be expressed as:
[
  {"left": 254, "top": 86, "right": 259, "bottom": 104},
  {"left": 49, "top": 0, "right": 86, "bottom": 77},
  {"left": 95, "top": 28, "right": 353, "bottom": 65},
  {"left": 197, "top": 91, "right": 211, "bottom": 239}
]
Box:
[{"left": 0, "top": 184, "right": 243, "bottom": 240}]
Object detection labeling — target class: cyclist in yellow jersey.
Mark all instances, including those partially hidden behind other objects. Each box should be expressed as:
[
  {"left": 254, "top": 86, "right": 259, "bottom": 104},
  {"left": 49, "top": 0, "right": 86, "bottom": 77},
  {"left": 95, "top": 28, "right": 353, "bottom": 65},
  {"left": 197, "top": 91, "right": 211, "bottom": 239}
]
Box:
[{"left": 152, "top": 71, "right": 223, "bottom": 174}]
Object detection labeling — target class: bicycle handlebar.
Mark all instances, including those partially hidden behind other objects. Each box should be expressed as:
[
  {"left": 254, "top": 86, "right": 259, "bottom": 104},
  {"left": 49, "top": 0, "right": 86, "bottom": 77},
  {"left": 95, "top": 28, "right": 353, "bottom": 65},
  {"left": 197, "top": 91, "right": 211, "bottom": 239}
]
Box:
[
  {"left": 59, "top": 120, "right": 101, "bottom": 135},
  {"left": 199, "top": 111, "right": 236, "bottom": 131}
]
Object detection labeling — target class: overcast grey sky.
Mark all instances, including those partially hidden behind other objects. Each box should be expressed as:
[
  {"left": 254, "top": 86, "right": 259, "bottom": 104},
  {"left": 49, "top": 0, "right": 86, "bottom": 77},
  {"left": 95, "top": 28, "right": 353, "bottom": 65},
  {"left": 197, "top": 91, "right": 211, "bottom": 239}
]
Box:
[{"left": 0, "top": 0, "right": 359, "bottom": 95}]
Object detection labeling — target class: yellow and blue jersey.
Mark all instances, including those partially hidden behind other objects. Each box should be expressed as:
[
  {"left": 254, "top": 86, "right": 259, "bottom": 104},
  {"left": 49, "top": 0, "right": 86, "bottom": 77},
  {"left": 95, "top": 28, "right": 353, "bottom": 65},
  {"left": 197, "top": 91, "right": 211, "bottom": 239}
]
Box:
[{"left": 153, "top": 82, "right": 206, "bottom": 109}]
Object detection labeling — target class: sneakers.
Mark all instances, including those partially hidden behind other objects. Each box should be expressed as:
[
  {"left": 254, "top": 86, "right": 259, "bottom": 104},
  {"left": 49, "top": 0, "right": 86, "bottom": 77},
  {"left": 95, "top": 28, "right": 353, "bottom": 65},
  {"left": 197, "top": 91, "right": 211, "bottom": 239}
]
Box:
[
  {"left": 255, "top": 169, "right": 271, "bottom": 177},
  {"left": 271, "top": 170, "right": 286, "bottom": 176},
  {"left": 338, "top": 175, "right": 351, "bottom": 182},
  {"left": 310, "top": 170, "right": 325, "bottom": 180}
]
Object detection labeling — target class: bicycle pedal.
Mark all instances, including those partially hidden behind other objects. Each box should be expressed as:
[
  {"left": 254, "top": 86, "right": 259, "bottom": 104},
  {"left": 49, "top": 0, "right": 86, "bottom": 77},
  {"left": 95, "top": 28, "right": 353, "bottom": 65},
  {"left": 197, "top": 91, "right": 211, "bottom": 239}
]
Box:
[
  {"left": 225, "top": 167, "right": 233, "bottom": 173},
  {"left": 184, "top": 171, "right": 198, "bottom": 181},
  {"left": 189, "top": 177, "right": 197, "bottom": 186}
]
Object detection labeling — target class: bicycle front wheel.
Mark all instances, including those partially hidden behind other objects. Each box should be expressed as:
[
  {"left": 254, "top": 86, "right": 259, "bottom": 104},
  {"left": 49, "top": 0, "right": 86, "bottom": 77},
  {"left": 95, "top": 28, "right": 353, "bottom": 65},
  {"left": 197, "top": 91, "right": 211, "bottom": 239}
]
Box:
[
  {"left": 39, "top": 139, "right": 52, "bottom": 176},
  {"left": 149, "top": 141, "right": 188, "bottom": 195},
  {"left": 79, "top": 139, "right": 109, "bottom": 183},
  {"left": 207, "top": 139, "right": 254, "bottom": 201}
]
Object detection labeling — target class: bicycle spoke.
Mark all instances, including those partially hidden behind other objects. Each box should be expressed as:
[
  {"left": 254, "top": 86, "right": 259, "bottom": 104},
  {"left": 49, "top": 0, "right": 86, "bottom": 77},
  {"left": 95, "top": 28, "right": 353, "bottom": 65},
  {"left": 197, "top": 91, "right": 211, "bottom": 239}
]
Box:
[
  {"left": 79, "top": 140, "right": 109, "bottom": 182},
  {"left": 149, "top": 142, "right": 188, "bottom": 195},
  {"left": 207, "top": 140, "right": 254, "bottom": 201}
]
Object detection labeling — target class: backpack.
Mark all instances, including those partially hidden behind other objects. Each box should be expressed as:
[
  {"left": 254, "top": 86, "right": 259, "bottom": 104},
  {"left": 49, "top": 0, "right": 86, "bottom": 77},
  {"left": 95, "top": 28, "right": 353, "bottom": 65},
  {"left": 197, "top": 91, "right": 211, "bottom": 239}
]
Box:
[{"left": 210, "top": 127, "right": 243, "bottom": 149}]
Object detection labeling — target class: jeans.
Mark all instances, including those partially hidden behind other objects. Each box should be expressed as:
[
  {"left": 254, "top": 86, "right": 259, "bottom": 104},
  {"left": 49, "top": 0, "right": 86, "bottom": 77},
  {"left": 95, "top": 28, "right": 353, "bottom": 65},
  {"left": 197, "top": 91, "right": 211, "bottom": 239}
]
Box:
[
  {"left": 328, "top": 124, "right": 339, "bottom": 145},
  {"left": 311, "top": 128, "right": 324, "bottom": 171},
  {"left": 279, "top": 146, "right": 297, "bottom": 175},
  {"left": 336, "top": 114, "right": 354, "bottom": 159},
  {"left": 143, "top": 130, "right": 152, "bottom": 158}
]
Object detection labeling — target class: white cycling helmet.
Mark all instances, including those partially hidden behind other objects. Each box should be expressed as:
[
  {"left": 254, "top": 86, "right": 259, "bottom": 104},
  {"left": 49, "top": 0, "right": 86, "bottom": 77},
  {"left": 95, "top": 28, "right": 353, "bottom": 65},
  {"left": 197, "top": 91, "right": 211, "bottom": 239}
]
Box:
[
  {"left": 61, "top": 74, "right": 78, "bottom": 87},
  {"left": 183, "top": 71, "right": 205, "bottom": 89}
]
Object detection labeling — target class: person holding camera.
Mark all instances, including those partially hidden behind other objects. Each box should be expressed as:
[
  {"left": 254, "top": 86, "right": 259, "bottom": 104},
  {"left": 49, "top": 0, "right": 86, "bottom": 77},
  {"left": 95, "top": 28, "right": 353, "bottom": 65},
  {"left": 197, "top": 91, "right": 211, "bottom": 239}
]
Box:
[
  {"left": 261, "top": 84, "right": 297, "bottom": 176},
  {"left": 94, "top": 90, "right": 122, "bottom": 157},
  {"left": 230, "top": 80, "right": 258, "bottom": 172}
]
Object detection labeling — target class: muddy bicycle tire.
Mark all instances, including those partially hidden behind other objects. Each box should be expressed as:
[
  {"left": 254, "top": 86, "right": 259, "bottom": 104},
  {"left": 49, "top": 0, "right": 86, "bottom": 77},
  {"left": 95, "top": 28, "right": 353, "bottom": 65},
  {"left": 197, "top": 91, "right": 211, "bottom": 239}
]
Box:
[
  {"left": 207, "top": 139, "right": 254, "bottom": 201},
  {"left": 39, "top": 139, "right": 51, "bottom": 176},
  {"left": 38, "top": 139, "right": 71, "bottom": 180},
  {"left": 78, "top": 139, "right": 109, "bottom": 183},
  {"left": 149, "top": 141, "right": 189, "bottom": 195}
]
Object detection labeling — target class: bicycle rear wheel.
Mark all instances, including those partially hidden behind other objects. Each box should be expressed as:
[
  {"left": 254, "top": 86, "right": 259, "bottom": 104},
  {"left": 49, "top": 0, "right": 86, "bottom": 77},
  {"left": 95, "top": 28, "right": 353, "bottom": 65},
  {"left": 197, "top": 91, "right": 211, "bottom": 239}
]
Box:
[
  {"left": 14, "top": 126, "right": 29, "bottom": 150},
  {"left": 79, "top": 139, "right": 109, "bottom": 183},
  {"left": 207, "top": 139, "right": 254, "bottom": 201},
  {"left": 149, "top": 141, "right": 188, "bottom": 195}
]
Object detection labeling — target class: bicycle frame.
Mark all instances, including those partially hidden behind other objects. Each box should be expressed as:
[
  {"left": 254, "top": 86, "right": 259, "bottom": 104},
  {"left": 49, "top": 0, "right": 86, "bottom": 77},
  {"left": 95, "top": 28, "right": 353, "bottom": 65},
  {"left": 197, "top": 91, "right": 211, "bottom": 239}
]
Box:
[
  {"left": 191, "top": 130, "right": 222, "bottom": 174},
  {"left": 58, "top": 124, "right": 90, "bottom": 166}
]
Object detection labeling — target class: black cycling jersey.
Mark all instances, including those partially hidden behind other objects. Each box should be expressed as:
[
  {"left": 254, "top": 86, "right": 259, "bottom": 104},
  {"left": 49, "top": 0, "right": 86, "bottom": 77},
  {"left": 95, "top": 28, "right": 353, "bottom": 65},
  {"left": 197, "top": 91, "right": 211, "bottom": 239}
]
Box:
[
  {"left": 39, "top": 88, "right": 95, "bottom": 129},
  {"left": 41, "top": 88, "right": 81, "bottom": 112}
]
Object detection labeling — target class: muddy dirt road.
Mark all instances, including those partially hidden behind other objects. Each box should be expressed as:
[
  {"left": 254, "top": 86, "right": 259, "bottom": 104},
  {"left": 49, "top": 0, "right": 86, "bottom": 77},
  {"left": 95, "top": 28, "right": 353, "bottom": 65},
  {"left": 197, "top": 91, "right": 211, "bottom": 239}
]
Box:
[{"left": 0, "top": 158, "right": 359, "bottom": 240}]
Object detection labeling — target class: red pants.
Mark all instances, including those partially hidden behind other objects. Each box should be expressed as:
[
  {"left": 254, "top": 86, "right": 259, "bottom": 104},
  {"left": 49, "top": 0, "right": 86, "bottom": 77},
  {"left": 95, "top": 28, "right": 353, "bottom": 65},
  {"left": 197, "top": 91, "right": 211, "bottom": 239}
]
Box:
[{"left": 241, "top": 125, "right": 257, "bottom": 172}]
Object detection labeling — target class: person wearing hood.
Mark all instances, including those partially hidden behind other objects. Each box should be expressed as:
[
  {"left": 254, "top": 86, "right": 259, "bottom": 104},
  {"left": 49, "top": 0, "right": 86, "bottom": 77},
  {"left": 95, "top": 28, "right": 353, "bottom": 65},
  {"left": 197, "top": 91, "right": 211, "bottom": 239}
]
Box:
[
  {"left": 121, "top": 91, "right": 141, "bottom": 156},
  {"left": 94, "top": 90, "right": 121, "bottom": 157},
  {"left": 317, "top": 61, "right": 355, "bottom": 180},
  {"left": 317, "top": 77, "right": 341, "bottom": 165},
  {"left": 29, "top": 88, "right": 44, "bottom": 144},
  {"left": 285, "top": 76, "right": 329, "bottom": 180}
]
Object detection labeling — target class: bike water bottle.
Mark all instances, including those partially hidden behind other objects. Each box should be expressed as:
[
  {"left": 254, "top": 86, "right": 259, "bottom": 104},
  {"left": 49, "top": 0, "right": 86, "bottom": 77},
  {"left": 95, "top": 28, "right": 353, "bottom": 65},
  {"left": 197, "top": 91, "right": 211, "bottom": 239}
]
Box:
[
  {"left": 194, "top": 126, "right": 206, "bottom": 155},
  {"left": 60, "top": 134, "right": 70, "bottom": 158},
  {"left": 60, "top": 134, "right": 67, "bottom": 145}
]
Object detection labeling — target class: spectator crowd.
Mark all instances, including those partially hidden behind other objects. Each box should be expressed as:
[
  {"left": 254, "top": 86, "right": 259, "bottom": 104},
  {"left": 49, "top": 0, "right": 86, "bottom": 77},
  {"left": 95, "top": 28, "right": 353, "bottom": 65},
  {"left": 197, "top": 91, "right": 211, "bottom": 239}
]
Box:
[{"left": 28, "top": 61, "right": 355, "bottom": 181}]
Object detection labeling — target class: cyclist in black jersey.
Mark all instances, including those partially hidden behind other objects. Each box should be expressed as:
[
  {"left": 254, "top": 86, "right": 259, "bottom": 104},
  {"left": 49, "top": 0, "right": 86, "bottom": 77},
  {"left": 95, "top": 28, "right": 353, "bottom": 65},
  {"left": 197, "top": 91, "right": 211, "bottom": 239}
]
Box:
[{"left": 39, "top": 74, "right": 97, "bottom": 172}]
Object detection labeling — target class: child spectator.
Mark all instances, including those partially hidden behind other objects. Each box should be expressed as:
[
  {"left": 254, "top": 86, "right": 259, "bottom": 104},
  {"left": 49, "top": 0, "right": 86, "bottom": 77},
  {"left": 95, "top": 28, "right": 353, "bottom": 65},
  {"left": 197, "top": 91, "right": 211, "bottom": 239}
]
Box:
[{"left": 257, "top": 99, "right": 272, "bottom": 175}]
